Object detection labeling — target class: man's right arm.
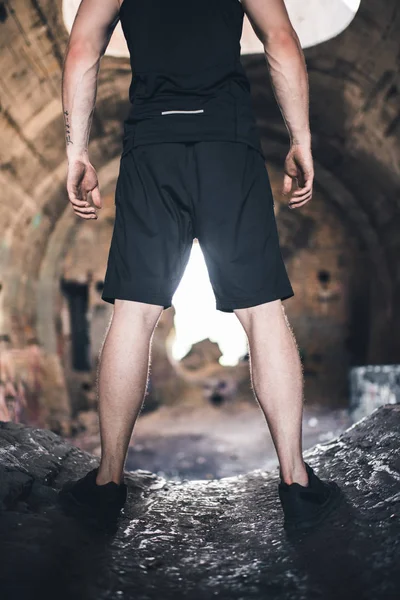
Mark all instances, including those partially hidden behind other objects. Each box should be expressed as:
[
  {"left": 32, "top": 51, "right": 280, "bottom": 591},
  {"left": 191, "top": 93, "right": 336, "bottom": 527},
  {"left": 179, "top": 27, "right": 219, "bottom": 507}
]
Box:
[
  {"left": 241, "top": 0, "right": 314, "bottom": 209},
  {"left": 62, "top": 0, "right": 120, "bottom": 219}
]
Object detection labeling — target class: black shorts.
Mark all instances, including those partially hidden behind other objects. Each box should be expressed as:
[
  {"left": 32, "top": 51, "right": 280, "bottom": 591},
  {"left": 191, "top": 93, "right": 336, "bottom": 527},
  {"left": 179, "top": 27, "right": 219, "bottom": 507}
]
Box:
[{"left": 102, "top": 141, "right": 294, "bottom": 312}]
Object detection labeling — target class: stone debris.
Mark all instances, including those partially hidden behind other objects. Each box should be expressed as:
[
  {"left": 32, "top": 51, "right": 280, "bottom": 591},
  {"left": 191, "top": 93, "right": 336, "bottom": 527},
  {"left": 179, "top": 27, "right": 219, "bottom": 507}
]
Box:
[{"left": 0, "top": 337, "right": 71, "bottom": 434}]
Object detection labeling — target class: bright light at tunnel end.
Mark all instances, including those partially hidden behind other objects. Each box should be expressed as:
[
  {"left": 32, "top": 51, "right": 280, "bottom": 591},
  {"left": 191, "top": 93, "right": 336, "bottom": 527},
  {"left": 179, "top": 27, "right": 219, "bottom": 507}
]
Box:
[{"left": 171, "top": 242, "right": 248, "bottom": 367}]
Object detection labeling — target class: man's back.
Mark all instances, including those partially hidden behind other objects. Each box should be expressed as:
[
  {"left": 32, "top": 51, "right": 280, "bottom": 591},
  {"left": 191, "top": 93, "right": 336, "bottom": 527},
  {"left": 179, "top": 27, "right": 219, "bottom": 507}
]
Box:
[
  {"left": 119, "top": 0, "right": 264, "bottom": 155},
  {"left": 120, "top": 0, "right": 243, "bottom": 75}
]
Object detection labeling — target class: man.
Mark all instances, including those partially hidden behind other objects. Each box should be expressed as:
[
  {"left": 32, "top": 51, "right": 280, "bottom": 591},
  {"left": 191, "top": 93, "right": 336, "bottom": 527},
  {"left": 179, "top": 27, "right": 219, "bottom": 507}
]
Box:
[{"left": 59, "top": 0, "right": 341, "bottom": 531}]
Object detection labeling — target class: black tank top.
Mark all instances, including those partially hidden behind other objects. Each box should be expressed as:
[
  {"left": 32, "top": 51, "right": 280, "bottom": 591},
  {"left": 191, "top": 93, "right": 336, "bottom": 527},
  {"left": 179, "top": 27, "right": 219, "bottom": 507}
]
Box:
[{"left": 119, "top": 0, "right": 264, "bottom": 157}]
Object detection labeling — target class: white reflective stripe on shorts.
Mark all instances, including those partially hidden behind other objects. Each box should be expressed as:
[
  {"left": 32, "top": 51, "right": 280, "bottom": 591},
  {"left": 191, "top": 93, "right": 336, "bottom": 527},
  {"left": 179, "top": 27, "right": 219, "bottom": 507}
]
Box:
[{"left": 161, "top": 109, "right": 205, "bottom": 115}]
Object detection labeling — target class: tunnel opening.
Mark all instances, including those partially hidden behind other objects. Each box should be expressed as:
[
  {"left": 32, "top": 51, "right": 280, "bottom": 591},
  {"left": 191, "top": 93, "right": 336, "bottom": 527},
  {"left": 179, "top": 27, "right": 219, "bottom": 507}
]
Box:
[{"left": 0, "top": 0, "right": 398, "bottom": 483}]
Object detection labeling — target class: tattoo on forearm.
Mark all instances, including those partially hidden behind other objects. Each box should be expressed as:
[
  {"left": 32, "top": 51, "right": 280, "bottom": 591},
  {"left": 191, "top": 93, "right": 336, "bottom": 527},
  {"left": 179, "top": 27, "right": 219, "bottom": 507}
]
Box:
[{"left": 64, "top": 110, "right": 73, "bottom": 145}]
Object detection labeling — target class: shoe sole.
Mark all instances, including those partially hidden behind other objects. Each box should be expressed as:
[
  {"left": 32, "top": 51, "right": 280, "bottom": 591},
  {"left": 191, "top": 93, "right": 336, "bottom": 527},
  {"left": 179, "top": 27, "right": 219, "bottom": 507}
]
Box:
[
  {"left": 58, "top": 489, "right": 125, "bottom": 528},
  {"left": 283, "top": 484, "right": 343, "bottom": 532}
]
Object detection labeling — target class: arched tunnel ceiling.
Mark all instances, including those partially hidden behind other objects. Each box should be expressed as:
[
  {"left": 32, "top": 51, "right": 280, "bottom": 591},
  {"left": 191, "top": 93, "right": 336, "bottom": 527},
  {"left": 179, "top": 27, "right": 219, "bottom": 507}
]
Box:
[{"left": 0, "top": 0, "right": 400, "bottom": 358}]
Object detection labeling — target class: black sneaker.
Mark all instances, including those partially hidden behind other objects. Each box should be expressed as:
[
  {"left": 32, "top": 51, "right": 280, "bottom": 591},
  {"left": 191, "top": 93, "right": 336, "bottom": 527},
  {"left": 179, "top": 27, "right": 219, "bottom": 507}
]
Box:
[
  {"left": 278, "top": 462, "right": 342, "bottom": 531},
  {"left": 58, "top": 467, "right": 127, "bottom": 531}
]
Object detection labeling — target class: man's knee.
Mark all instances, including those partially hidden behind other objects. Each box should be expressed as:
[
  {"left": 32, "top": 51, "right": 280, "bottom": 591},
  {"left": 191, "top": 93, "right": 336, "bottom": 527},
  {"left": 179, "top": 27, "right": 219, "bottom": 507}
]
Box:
[
  {"left": 234, "top": 299, "right": 284, "bottom": 331},
  {"left": 113, "top": 299, "right": 164, "bottom": 330}
]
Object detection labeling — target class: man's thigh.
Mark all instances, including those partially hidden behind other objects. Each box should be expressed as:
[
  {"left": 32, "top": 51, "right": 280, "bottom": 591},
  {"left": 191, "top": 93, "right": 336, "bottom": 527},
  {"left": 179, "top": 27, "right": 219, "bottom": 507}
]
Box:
[{"left": 194, "top": 141, "right": 294, "bottom": 313}]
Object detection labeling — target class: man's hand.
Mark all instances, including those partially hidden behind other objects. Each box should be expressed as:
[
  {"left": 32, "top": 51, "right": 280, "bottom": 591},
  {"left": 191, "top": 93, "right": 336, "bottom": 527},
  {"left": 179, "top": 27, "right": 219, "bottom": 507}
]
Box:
[
  {"left": 62, "top": 0, "right": 120, "bottom": 213},
  {"left": 66, "top": 158, "right": 102, "bottom": 219},
  {"left": 282, "top": 144, "right": 314, "bottom": 209}
]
